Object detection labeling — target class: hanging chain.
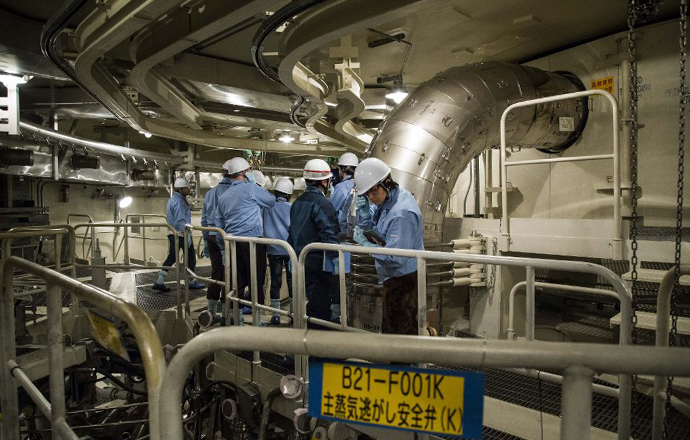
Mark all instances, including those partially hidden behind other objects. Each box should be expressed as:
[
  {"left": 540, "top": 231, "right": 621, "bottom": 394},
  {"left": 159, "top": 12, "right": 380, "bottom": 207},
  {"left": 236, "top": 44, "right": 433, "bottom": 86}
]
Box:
[{"left": 664, "top": 2, "right": 687, "bottom": 439}]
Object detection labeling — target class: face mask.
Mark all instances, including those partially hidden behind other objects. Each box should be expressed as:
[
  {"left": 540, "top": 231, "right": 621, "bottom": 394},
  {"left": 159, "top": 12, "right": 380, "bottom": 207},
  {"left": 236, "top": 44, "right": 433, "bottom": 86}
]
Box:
[{"left": 245, "top": 171, "right": 256, "bottom": 184}]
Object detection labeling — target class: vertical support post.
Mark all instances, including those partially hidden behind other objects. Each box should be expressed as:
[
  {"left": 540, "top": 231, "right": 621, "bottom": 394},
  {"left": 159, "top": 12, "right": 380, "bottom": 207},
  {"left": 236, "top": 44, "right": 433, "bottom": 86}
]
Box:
[
  {"left": 249, "top": 242, "right": 261, "bottom": 367},
  {"left": 123, "top": 224, "right": 130, "bottom": 265},
  {"left": 338, "top": 250, "right": 347, "bottom": 328},
  {"left": 175, "top": 230, "right": 182, "bottom": 320},
  {"left": 417, "top": 257, "right": 427, "bottom": 337},
  {"left": 54, "top": 234, "right": 62, "bottom": 274},
  {"left": 485, "top": 149, "right": 493, "bottom": 218},
  {"left": 0, "top": 241, "right": 19, "bottom": 440},
  {"left": 223, "top": 235, "right": 231, "bottom": 324},
  {"left": 141, "top": 216, "right": 147, "bottom": 263},
  {"left": 90, "top": 225, "right": 96, "bottom": 259},
  {"left": 561, "top": 366, "right": 594, "bottom": 440},
  {"left": 46, "top": 283, "right": 67, "bottom": 439},
  {"left": 230, "top": 240, "right": 240, "bottom": 327},
  {"left": 182, "top": 227, "right": 190, "bottom": 318},
  {"left": 525, "top": 266, "right": 535, "bottom": 341}
]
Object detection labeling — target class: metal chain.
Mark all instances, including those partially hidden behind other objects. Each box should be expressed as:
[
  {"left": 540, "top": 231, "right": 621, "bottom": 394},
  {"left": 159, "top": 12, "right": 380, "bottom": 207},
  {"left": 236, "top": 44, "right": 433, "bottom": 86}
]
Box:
[{"left": 665, "top": 2, "right": 687, "bottom": 438}]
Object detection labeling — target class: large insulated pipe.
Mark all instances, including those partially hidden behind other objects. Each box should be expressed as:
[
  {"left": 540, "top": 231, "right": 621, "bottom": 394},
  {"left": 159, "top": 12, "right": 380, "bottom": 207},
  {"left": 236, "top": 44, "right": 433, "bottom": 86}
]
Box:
[{"left": 366, "top": 61, "right": 588, "bottom": 242}]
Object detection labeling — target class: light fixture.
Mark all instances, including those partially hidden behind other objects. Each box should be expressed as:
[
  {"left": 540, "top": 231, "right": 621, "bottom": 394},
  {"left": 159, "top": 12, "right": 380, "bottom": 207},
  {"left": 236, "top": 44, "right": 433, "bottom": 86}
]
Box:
[
  {"left": 279, "top": 132, "right": 294, "bottom": 143},
  {"left": 385, "top": 80, "right": 409, "bottom": 104},
  {"left": 0, "top": 74, "right": 29, "bottom": 87},
  {"left": 119, "top": 196, "right": 133, "bottom": 208},
  {"left": 138, "top": 130, "right": 152, "bottom": 138}
]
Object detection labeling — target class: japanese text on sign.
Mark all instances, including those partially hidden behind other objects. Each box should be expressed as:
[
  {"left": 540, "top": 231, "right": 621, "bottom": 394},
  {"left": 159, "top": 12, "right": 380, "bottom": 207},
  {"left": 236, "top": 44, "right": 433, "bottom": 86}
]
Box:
[
  {"left": 309, "top": 360, "right": 484, "bottom": 439},
  {"left": 591, "top": 76, "right": 615, "bottom": 94}
]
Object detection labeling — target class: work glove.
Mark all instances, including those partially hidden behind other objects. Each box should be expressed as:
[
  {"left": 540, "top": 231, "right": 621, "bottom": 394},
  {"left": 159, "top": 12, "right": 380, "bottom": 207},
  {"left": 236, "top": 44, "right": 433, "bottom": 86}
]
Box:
[
  {"left": 203, "top": 239, "right": 210, "bottom": 258},
  {"left": 245, "top": 171, "right": 256, "bottom": 184},
  {"left": 355, "top": 195, "right": 371, "bottom": 220},
  {"left": 353, "top": 226, "right": 380, "bottom": 248}
]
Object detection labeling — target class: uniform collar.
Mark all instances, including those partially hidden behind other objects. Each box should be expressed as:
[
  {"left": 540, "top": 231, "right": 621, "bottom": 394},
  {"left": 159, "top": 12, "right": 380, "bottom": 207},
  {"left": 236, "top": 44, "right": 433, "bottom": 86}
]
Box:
[
  {"left": 220, "top": 176, "right": 233, "bottom": 184},
  {"left": 305, "top": 186, "right": 325, "bottom": 196},
  {"left": 373, "top": 186, "right": 399, "bottom": 223}
]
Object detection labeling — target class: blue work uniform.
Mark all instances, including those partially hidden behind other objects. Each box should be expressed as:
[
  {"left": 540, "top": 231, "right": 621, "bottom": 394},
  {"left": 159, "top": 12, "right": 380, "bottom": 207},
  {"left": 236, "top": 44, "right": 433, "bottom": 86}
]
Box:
[
  {"left": 201, "top": 176, "right": 233, "bottom": 238},
  {"left": 264, "top": 197, "right": 293, "bottom": 311},
  {"left": 215, "top": 180, "right": 275, "bottom": 305},
  {"left": 201, "top": 176, "right": 233, "bottom": 303},
  {"left": 330, "top": 176, "right": 355, "bottom": 233},
  {"left": 288, "top": 186, "right": 340, "bottom": 326},
  {"left": 364, "top": 186, "right": 424, "bottom": 283}
]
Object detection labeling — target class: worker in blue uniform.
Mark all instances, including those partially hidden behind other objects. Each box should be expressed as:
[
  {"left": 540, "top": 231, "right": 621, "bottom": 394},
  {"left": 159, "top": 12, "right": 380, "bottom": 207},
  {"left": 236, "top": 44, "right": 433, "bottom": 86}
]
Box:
[
  {"left": 263, "top": 177, "right": 294, "bottom": 325},
  {"left": 199, "top": 159, "right": 236, "bottom": 325},
  {"left": 288, "top": 159, "right": 340, "bottom": 327},
  {"left": 215, "top": 158, "right": 275, "bottom": 312},
  {"left": 152, "top": 177, "right": 206, "bottom": 292},
  {"left": 353, "top": 158, "right": 424, "bottom": 335},
  {"left": 330, "top": 152, "right": 359, "bottom": 237}
]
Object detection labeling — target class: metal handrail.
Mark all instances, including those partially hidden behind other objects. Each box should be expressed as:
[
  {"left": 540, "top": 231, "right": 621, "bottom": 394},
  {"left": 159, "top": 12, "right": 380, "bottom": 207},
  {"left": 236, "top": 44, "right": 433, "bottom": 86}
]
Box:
[
  {"left": 499, "top": 89, "right": 621, "bottom": 257},
  {"left": 73, "top": 222, "right": 184, "bottom": 318},
  {"left": 125, "top": 214, "right": 169, "bottom": 264},
  {"left": 297, "top": 241, "right": 633, "bottom": 440},
  {"left": 67, "top": 214, "right": 95, "bottom": 259},
  {"left": 182, "top": 226, "right": 304, "bottom": 376},
  {"left": 159, "top": 327, "right": 690, "bottom": 440}
]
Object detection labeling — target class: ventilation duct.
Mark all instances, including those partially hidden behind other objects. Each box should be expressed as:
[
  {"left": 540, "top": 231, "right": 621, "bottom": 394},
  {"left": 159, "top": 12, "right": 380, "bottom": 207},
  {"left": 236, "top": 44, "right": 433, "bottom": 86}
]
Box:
[
  {"left": 0, "top": 148, "right": 34, "bottom": 167},
  {"left": 366, "top": 61, "right": 588, "bottom": 242}
]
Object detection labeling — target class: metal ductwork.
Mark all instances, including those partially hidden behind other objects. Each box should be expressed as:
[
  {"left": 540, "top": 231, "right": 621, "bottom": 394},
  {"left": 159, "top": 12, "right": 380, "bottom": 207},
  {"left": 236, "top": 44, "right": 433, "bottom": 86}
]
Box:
[{"left": 366, "top": 61, "right": 588, "bottom": 242}]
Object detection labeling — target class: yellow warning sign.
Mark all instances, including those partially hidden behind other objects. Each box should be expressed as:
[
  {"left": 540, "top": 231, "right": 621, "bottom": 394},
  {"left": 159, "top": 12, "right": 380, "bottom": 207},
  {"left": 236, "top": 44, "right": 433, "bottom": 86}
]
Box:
[
  {"left": 85, "top": 309, "right": 130, "bottom": 361},
  {"left": 309, "top": 360, "right": 484, "bottom": 438},
  {"left": 591, "top": 76, "right": 615, "bottom": 94}
]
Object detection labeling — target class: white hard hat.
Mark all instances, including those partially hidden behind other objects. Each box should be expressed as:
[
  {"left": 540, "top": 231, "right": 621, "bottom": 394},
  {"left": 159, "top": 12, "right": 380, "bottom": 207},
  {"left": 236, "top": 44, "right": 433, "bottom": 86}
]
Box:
[
  {"left": 293, "top": 177, "right": 306, "bottom": 191},
  {"left": 224, "top": 157, "right": 250, "bottom": 174},
  {"left": 303, "top": 158, "right": 333, "bottom": 180},
  {"left": 338, "top": 152, "right": 359, "bottom": 167},
  {"left": 248, "top": 169, "right": 266, "bottom": 186},
  {"left": 274, "top": 177, "right": 294, "bottom": 195},
  {"left": 264, "top": 175, "right": 273, "bottom": 189},
  {"left": 354, "top": 157, "right": 391, "bottom": 196},
  {"left": 174, "top": 177, "right": 190, "bottom": 188}
]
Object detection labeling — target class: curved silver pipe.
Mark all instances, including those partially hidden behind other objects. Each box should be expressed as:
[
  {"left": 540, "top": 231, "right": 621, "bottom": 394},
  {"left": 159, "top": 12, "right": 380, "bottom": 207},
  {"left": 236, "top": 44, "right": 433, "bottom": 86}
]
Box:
[
  {"left": 19, "top": 120, "right": 184, "bottom": 165},
  {"left": 367, "top": 61, "right": 587, "bottom": 242}
]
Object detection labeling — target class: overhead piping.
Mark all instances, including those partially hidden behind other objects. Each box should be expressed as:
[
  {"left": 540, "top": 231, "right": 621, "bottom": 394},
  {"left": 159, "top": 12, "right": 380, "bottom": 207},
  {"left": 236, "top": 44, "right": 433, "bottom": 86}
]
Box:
[
  {"left": 366, "top": 61, "right": 588, "bottom": 242},
  {"left": 19, "top": 120, "right": 184, "bottom": 165}
]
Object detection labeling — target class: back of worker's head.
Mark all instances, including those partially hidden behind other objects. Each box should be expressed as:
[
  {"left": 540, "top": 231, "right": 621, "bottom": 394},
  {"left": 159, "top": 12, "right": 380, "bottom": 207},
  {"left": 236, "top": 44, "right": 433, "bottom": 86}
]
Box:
[
  {"left": 303, "top": 159, "right": 333, "bottom": 192},
  {"left": 338, "top": 152, "right": 359, "bottom": 177},
  {"left": 273, "top": 177, "right": 293, "bottom": 201},
  {"left": 223, "top": 157, "right": 250, "bottom": 179}
]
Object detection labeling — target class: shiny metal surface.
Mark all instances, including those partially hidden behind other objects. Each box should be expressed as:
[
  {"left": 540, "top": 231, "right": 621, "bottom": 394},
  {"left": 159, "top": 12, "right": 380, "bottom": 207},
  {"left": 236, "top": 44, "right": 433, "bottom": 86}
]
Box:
[{"left": 367, "top": 61, "right": 587, "bottom": 242}]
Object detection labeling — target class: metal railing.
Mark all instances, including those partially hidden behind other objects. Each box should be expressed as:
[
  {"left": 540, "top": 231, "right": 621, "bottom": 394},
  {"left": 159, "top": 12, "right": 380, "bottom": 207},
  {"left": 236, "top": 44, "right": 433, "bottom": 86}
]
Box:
[
  {"left": 297, "top": 241, "right": 634, "bottom": 440},
  {"left": 0, "top": 229, "right": 166, "bottom": 440},
  {"left": 124, "top": 214, "right": 170, "bottom": 265},
  {"left": 182, "top": 225, "right": 304, "bottom": 376},
  {"left": 159, "top": 327, "right": 690, "bottom": 440},
  {"left": 73, "top": 222, "right": 184, "bottom": 318},
  {"left": 66, "top": 214, "right": 95, "bottom": 260},
  {"left": 499, "top": 90, "right": 622, "bottom": 257}
]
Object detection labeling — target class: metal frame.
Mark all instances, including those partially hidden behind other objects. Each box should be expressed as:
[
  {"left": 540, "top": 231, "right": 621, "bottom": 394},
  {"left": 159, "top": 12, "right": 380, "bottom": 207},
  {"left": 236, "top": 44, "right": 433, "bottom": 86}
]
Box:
[
  {"left": 297, "top": 241, "right": 634, "bottom": 440},
  {"left": 66, "top": 213, "right": 95, "bottom": 260},
  {"left": 73, "top": 222, "right": 183, "bottom": 318},
  {"left": 499, "top": 90, "right": 621, "bottom": 256},
  {"left": 0, "top": 229, "right": 166, "bottom": 440},
  {"left": 124, "top": 214, "right": 170, "bottom": 265},
  {"left": 159, "top": 326, "right": 690, "bottom": 440}
]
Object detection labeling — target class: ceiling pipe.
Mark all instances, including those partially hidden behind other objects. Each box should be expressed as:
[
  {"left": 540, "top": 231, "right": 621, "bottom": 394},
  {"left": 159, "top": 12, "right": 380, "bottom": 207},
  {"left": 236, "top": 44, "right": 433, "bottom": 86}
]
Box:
[
  {"left": 366, "top": 61, "right": 588, "bottom": 242},
  {"left": 19, "top": 120, "right": 184, "bottom": 165}
]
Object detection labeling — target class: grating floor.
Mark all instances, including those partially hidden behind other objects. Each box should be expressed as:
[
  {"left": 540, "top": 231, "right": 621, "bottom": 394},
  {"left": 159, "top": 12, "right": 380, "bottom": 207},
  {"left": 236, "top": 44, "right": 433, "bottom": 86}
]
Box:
[
  {"left": 439, "top": 426, "right": 527, "bottom": 440},
  {"left": 442, "top": 365, "right": 690, "bottom": 440}
]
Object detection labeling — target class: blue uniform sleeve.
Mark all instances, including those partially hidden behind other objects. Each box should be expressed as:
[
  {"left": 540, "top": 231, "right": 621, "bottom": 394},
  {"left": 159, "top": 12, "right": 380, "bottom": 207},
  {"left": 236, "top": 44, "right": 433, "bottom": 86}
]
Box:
[
  {"left": 200, "top": 190, "right": 212, "bottom": 238},
  {"left": 253, "top": 186, "right": 276, "bottom": 209},
  {"left": 312, "top": 202, "right": 340, "bottom": 259},
  {"left": 171, "top": 198, "right": 187, "bottom": 234},
  {"left": 215, "top": 199, "right": 226, "bottom": 234},
  {"left": 330, "top": 184, "right": 347, "bottom": 214},
  {"left": 372, "top": 213, "right": 419, "bottom": 269}
]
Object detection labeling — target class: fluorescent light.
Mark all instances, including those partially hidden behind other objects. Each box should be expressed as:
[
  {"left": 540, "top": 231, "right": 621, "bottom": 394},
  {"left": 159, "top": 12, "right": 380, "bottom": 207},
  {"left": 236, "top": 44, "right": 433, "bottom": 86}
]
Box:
[
  {"left": 385, "top": 89, "right": 409, "bottom": 104},
  {"left": 279, "top": 133, "right": 294, "bottom": 143},
  {"left": 0, "top": 74, "right": 28, "bottom": 86},
  {"left": 119, "top": 196, "right": 133, "bottom": 208}
]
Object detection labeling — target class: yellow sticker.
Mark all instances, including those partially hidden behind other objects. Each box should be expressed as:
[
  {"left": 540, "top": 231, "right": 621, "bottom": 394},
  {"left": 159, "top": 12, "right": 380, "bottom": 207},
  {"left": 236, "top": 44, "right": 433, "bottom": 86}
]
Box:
[
  {"left": 309, "top": 360, "right": 484, "bottom": 437},
  {"left": 85, "top": 310, "right": 130, "bottom": 361},
  {"left": 590, "top": 76, "right": 615, "bottom": 94}
]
